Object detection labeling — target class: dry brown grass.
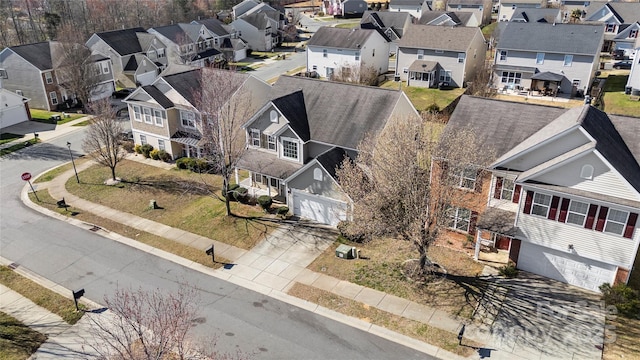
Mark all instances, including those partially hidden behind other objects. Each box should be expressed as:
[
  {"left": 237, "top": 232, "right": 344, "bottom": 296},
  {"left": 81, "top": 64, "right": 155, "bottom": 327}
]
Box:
[
  {"left": 308, "top": 238, "right": 487, "bottom": 318},
  {"left": 603, "top": 316, "right": 640, "bottom": 360},
  {"left": 65, "top": 160, "right": 277, "bottom": 250},
  {"left": 0, "top": 311, "right": 47, "bottom": 360},
  {"left": 288, "top": 283, "right": 481, "bottom": 357},
  {"left": 494, "top": 94, "right": 584, "bottom": 108},
  {"left": 29, "top": 191, "right": 227, "bottom": 269}
]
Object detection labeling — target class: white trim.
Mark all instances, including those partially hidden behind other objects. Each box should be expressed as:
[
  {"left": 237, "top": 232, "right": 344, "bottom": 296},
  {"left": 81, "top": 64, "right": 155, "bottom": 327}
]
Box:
[
  {"left": 566, "top": 199, "right": 589, "bottom": 227},
  {"left": 591, "top": 151, "right": 640, "bottom": 202},
  {"left": 517, "top": 145, "right": 594, "bottom": 182},
  {"left": 604, "top": 208, "right": 629, "bottom": 236},
  {"left": 523, "top": 183, "right": 640, "bottom": 213},
  {"left": 281, "top": 137, "right": 300, "bottom": 161}
]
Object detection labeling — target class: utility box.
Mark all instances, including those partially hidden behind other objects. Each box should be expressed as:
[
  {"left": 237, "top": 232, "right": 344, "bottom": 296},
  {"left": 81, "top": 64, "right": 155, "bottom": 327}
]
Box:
[{"left": 336, "top": 244, "right": 356, "bottom": 259}]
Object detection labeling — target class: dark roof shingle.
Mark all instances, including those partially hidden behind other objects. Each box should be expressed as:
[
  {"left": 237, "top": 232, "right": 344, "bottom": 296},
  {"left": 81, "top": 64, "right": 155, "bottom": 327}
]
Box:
[
  {"left": 399, "top": 24, "right": 482, "bottom": 51},
  {"left": 308, "top": 27, "right": 380, "bottom": 49},
  {"left": 95, "top": 27, "right": 146, "bottom": 55},
  {"left": 497, "top": 23, "right": 603, "bottom": 55},
  {"left": 10, "top": 42, "right": 53, "bottom": 70}
]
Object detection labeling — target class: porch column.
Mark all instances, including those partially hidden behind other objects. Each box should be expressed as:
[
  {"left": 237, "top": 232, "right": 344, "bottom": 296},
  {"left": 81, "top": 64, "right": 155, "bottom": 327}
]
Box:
[
  {"left": 234, "top": 168, "right": 239, "bottom": 185},
  {"left": 474, "top": 230, "right": 482, "bottom": 261},
  {"left": 267, "top": 177, "right": 272, "bottom": 197}
]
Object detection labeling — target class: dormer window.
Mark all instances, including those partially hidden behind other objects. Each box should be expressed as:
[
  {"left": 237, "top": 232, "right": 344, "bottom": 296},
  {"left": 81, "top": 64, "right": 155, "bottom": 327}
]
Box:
[
  {"left": 580, "top": 164, "right": 594, "bottom": 179},
  {"left": 270, "top": 110, "right": 278, "bottom": 123}
]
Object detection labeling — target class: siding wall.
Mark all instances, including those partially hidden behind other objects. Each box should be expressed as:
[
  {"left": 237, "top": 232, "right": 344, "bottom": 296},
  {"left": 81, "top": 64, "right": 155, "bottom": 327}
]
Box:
[
  {"left": 0, "top": 50, "right": 48, "bottom": 109},
  {"left": 286, "top": 163, "right": 348, "bottom": 201},
  {"left": 396, "top": 47, "right": 467, "bottom": 87}
]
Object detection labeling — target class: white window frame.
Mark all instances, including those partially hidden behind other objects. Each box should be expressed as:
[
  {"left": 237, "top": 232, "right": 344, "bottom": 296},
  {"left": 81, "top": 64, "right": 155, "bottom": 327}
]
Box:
[
  {"left": 435, "top": 49, "right": 444, "bottom": 54},
  {"left": 281, "top": 138, "right": 299, "bottom": 160},
  {"left": 180, "top": 110, "right": 196, "bottom": 128},
  {"left": 250, "top": 128, "right": 260, "bottom": 147},
  {"left": 501, "top": 178, "right": 515, "bottom": 201},
  {"left": 501, "top": 71, "right": 522, "bottom": 85},
  {"left": 313, "top": 168, "right": 323, "bottom": 181},
  {"left": 133, "top": 105, "right": 141, "bottom": 121},
  {"left": 49, "top": 91, "right": 58, "bottom": 105},
  {"left": 499, "top": 50, "right": 507, "bottom": 61},
  {"left": 604, "top": 209, "right": 628, "bottom": 236},
  {"left": 536, "top": 53, "right": 545, "bottom": 65},
  {"left": 143, "top": 108, "right": 152, "bottom": 124},
  {"left": 566, "top": 200, "right": 589, "bottom": 226},
  {"left": 154, "top": 109, "right": 164, "bottom": 126},
  {"left": 270, "top": 110, "right": 278, "bottom": 123},
  {"left": 439, "top": 70, "right": 452, "bottom": 83},
  {"left": 158, "top": 139, "right": 165, "bottom": 151},
  {"left": 140, "top": 134, "right": 147, "bottom": 145},
  {"left": 563, "top": 54, "right": 573, "bottom": 66},
  {"left": 323, "top": 49, "right": 328, "bottom": 58},
  {"left": 580, "top": 164, "right": 593, "bottom": 179},
  {"left": 605, "top": 23, "right": 615, "bottom": 32},
  {"left": 0, "top": 68, "right": 7, "bottom": 79},
  {"left": 102, "top": 62, "right": 110, "bottom": 74},
  {"left": 355, "top": 51, "right": 360, "bottom": 61},
  {"left": 157, "top": 48, "right": 166, "bottom": 58},
  {"left": 457, "top": 53, "right": 465, "bottom": 63},
  {"left": 45, "top": 71, "right": 53, "bottom": 84},
  {"left": 456, "top": 167, "right": 476, "bottom": 190},
  {"left": 417, "top": 49, "right": 424, "bottom": 60},
  {"left": 630, "top": 29, "right": 638, "bottom": 38},
  {"left": 267, "top": 135, "right": 276, "bottom": 150},
  {"left": 446, "top": 206, "right": 471, "bottom": 233},
  {"left": 531, "top": 193, "right": 552, "bottom": 218}
]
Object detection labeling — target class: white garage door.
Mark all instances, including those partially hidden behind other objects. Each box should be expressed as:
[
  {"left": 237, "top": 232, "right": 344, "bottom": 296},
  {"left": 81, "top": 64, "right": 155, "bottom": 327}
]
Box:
[
  {"left": 136, "top": 71, "right": 157, "bottom": 86},
  {"left": 90, "top": 82, "right": 115, "bottom": 101},
  {"left": 292, "top": 190, "right": 347, "bottom": 227},
  {"left": 518, "top": 242, "right": 616, "bottom": 292}
]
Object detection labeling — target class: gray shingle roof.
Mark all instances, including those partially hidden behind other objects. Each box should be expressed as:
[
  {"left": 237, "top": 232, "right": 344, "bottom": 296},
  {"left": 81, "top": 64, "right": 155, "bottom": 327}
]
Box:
[
  {"left": 242, "top": 13, "right": 271, "bottom": 30},
  {"left": 95, "top": 27, "right": 146, "bottom": 56},
  {"left": 497, "top": 23, "right": 603, "bottom": 55},
  {"left": 447, "top": 0, "right": 485, "bottom": 5},
  {"left": 237, "top": 148, "right": 303, "bottom": 179},
  {"left": 10, "top": 42, "right": 54, "bottom": 70},
  {"left": 390, "top": 0, "right": 425, "bottom": 6},
  {"left": 272, "top": 91, "right": 310, "bottom": 142},
  {"left": 271, "top": 76, "right": 406, "bottom": 149},
  {"left": 399, "top": 24, "right": 482, "bottom": 51},
  {"left": 141, "top": 85, "right": 173, "bottom": 109},
  {"left": 316, "top": 147, "right": 353, "bottom": 180},
  {"left": 419, "top": 11, "right": 469, "bottom": 26},
  {"left": 510, "top": 8, "right": 561, "bottom": 22},
  {"left": 150, "top": 24, "right": 189, "bottom": 44},
  {"left": 307, "top": 27, "right": 379, "bottom": 50},
  {"left": 162, "top": 69, "right": 202, "bottom": 107},
  {"left": 607, "top": 2, "right": 640, "bottom": 24},
  {"left": 194, "top": 18, "right": 230, "bottom": 36},
  {"left": 361, "top": 11, "right": 412, "bottom": 37}
]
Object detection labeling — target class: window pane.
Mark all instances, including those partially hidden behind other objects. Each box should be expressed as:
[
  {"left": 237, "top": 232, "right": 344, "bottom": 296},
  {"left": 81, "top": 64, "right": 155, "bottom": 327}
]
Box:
[
  {"left": 604, "top": 221, "right": 624, "bottom": 235},
  {"left": 282, "top": 140, "right": 297, "bottom": 159},
  {"left": 608, "top": 209, "right": 627, "bottom": 223}
]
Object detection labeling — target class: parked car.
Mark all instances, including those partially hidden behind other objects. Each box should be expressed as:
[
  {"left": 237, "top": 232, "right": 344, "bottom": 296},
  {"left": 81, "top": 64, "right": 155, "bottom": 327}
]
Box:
[
  {"left": 612, "top": 49, "right": 625, "bottom": 60},
  {"left": 112, "top": 88, "right": 135, "bottom": 99},
  {"left": 613, "top": 60, "right": 632, "bottom": 70}
]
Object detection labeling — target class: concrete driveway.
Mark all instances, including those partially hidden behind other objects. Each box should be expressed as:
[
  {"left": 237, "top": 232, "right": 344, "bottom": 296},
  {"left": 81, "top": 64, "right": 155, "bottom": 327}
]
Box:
[{"left": 469, "top": 271, "right": 607, "bottom": 360}]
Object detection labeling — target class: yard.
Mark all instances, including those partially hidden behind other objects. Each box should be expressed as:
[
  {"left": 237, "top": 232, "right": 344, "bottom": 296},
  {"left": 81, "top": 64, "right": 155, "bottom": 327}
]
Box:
[
  {"left": 379, "top": 81, "right": 466, "bottom": 112},
  {"left": 600, "top": 74, "right": 640, "bottom": 117},
  {"left": 63, "top": 160, "right": 276, "bottom": 250},
  {"left": 0, "top": 311, "right": 47, "bottom": 360},
  {"left": 29, "top": 109, "right": 85, "bottom": 125}
]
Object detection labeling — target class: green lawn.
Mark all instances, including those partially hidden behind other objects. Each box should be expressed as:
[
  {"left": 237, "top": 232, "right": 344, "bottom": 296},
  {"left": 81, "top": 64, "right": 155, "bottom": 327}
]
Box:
[
  {"left": 64, "top": 160, "right": 276, "bottom": 250},
  {"left": 380, "top": 81, "right": 466, "bottom": 112},
  {"left": 481, "top": 22, "right": 498, "bottom": 38},
  {"left": 600, "top": 75, "right": 640, "bottom": 117},
  {"left": 0, "top": 138, "right": 40, "bottom": 157},
  {"left": 29, "top": 109, "right": 84, "bottom": 125},
  {"left": 334, "top": 22, "right": 359, "bottom": 29},
  {"left": 0, "top": 133, "right": 24, "bottom": 145},
  {"left": 0, "top": 311, "right": 47, "bottom": 360}
]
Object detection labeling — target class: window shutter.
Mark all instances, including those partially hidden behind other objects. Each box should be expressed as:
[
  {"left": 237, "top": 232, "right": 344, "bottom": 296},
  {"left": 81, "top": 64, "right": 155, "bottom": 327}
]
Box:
[
  {"left": 469, "top": 211, "right": 478, "bottom": 235},
  {"left": 440, "top": 161, "right": 449, "bottom": 181},
  {"left": 558, "top": 198, "right": 570, "bottom": 223},
  {"left": 595, "top": 206, "right": 609, "bottom": 232},
  {"left": 474, "top": 170, "right": 483, "bottom": 193},
  {"left": 623, "top": 212, "right": 638, "bottom": 239},
  {"left": 523, "top": 190, "right": 533, "bottom": 214},
  {"left": 494, "top": 177, "right": 503, "bottom": 199},
  {"left": 512, "top": 184, "right": 521, "bottom": 203},
  {"left": 547, "top": 196, "right": 560, "bottom": 220},
  {"left": 584, "top": 204, "right": 598, "bottom": 229}
]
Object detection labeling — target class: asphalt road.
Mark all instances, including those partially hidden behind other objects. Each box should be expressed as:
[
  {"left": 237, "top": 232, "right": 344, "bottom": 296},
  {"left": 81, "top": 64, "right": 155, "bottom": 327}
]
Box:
[{"left": 0, "top": 129, "right": 434, "bottom": 359}]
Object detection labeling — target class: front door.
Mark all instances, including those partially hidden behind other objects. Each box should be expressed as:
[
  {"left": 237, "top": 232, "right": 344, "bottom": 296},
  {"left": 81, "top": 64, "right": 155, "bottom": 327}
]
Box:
[{"left": 496, "top": 236, "right": 511, "bottom": 250}]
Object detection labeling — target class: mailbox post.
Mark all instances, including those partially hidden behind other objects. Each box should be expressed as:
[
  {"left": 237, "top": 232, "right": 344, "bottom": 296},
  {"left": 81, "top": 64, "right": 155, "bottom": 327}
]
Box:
[
  {"left": 72, "top": 288, "right": 85, "bottom": 311},
  {"left": 205, "top": 244, "right": 214, "bottom": 263}
]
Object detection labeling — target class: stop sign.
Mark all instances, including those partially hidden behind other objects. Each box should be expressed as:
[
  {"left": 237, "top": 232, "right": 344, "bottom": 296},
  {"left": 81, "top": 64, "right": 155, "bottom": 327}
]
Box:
[{"left": 21, "top": 172, "right": 32, "bottom": 181}]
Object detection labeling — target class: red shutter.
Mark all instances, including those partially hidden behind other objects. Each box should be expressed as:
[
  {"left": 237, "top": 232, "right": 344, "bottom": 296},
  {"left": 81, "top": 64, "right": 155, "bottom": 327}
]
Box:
[
  {"left": 595, "top": 206, "right": 609, "bottom": 232},
  {"left": 512, "top": 184, "right": 521, "bottom": 203},
  {"left": 558, "top": 198, "right": 570, "bottom": 223},
  {"left": 523, "top": 190, "right": 534, "bottom": 214},
  {"left": 584, "top": 204, "right": 598, "bottom": 229},
  {"left": 494, "top": 177, "right": 503, "bottom": 199},
  {"left": 474, "top": 170, "right": 483, "bottom": 193},
  {"left": 469, "top": 211, "right": 478, "bottom": 235},
  {"left": 547, "top": 196, "right": 560, "bottom": 220},
  {"left": 623, "top": 212, "right": 638, "bottom": 239}
]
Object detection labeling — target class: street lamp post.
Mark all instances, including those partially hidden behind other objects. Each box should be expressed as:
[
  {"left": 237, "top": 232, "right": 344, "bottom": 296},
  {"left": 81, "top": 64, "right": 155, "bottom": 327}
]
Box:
[{"left": 67, "top": 141, "right": 79, "bottom": 183}]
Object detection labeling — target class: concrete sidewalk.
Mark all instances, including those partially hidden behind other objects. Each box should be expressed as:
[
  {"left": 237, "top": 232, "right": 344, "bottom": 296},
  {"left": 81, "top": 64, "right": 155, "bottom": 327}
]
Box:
[
  {"left": 0, "top": 116, "right": 91, "bottom": 150},
  {"left": 15, "top": 154, "right": 562, "bottom": 360}
]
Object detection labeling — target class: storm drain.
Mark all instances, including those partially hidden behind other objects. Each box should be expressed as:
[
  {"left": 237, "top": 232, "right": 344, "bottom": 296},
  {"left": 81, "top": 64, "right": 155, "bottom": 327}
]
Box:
[
  {"left": 89, "top": 226, "right": 101, "bottom": 232},
  {"left": 8, "top": 263, "right": 19, "bottom": 269}
]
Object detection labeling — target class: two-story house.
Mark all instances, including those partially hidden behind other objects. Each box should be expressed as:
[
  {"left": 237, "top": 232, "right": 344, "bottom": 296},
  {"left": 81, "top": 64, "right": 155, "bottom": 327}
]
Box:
[
  {"left": 498, "top": 0, "right": 547, "bottom": 22},
  {"left": 395, "top": 25, "right": 486, "bottom": 88},
  {"left": 493, "top": 22, "right": 603, "bottom": 97},
  {"left": 446, "top": 0, "right": 493, "bottom": 25},
  {"left": 147, "top": 23, "right": 223, "bottom": 68},
  {"left": 0, "top": 41, "right": 114, "bottom": 111},
  {"left": 237, "top": 75, "right": 419, "bottom": 226},
  {"left": 389, "top": 0, "right": 431, "bottom": 19},
  {"left": 0, "top": 88, "right": 31, "bottom": 129},
  {"left": 439, "top": 95, "right": 640, "bottom": 293},
  {"left": 584, "top": 1, "right": 640, "bottom": 53},
  {"left": 419, "top": 10, "right": 481, "bottom": 27},
  {"left": 191, "top": 18, "right": 248, "bottom": 61},
  {"left": 123, "top": 68, "right": 271, "bottom": 160},
  {"left": 231, "top": 1, "right": 284, "bottom": 51},
  {"left": 360, "top": 11, "right": 414, "bottom": 55},
  {"left": 306, "top": 27, "right": 390, "bottom": 81},
  {"left": 86, "top": 27, "right": 167, "bottom": 88},
  {"left": 509, "top": 8, "right": 562, "bottom": 23}
]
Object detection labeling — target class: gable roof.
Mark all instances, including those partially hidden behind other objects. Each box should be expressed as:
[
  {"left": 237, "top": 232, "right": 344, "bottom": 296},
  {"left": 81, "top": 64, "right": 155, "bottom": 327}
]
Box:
[
  {"left": 270, "top": 76, "right": 408, "bottom": 149},
  {"left": 510, "top": 8, "right": 561, "bottom": 23},
  {"left": 162, "top": 69, "right": 202, "bottom": 107},
  {"left": 93, "top": 27, "right": 146, "bottom": 55},
  {"left": 194, "top": 18, "right": 230, "bottom": 36},
  {"left": 399, "top": 24, "right": 482, "bottom": 51},
  {"left": 497, "top": 23, "right": 603, "bottom": 55},
  {"left": 150, "top": 23, "right": 203, "bottom": 44},
  {"left": 390, "top": 0, "right": 425, "bottom": 6},
  {"left": 607, "top": 1, "right": 640, "bottom": 24},
  {"left": 272, "top": 91, "right": 310, "bottom": 141},
  {"left": 9, "top": 42, "right": 55, "bottom": 70},
  {"left": 307, "top": 27, "right": 382, "bottom": 49},
  {"left": 361, "top": 11, "right": 412, "bottom": 37},
  {"left": 241, "top": 13, "right": 271, "bottom": 30},
  {"left": 316, "top": 147, "right": 353, "bottom": 180},
  {"left": 141, "top": 85, "right": 174, "bottom": 109}
]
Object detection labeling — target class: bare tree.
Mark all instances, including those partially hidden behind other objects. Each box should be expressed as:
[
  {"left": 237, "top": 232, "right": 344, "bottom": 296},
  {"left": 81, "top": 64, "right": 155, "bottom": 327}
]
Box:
[
  {"left": 54, "top": 26, "right": 103, "bottom": 110},
  {"left": 331, "top": 63, "right": 379, "bottom": 86},
  {"left": 466, "top": 61, "right": 497, "bottom": 98},
  {"left": 82, "top": 100, "right": 126, "bottom": 182},
  {"left": 194, "top": 68, "right": 257, "bottom": 216},
  {"left": 87, "top": 285, "right": 251, "bottom": 360},
  {"left": 337, "top": 114, "right": 494, "bottom": 275}
]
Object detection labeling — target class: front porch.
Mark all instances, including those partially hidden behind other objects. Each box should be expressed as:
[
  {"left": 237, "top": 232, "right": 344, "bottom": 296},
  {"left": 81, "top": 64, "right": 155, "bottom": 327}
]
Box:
[
  {"left": 237, "top": 172, "right": 286, "bottom": 203},
  {"left": 475, "top": 207, "right": 520, "bottom": 265}
]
